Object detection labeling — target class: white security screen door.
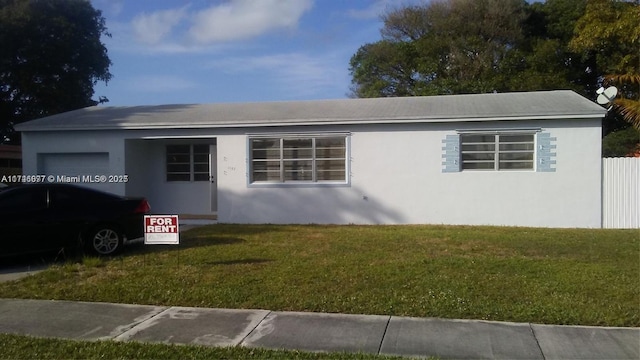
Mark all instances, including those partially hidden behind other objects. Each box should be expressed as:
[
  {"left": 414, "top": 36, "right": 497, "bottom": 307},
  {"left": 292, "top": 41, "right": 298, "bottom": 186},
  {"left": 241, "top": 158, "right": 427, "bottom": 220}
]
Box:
[{"left": 209, "top": 144, "right": 217, "bottom": 212}]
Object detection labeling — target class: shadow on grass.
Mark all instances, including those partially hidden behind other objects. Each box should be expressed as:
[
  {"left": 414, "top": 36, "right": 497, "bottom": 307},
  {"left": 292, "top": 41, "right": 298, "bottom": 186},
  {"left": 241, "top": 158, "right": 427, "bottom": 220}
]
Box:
[
  {"left": 121, "top": 223, "right": 295, "bottom": 257},
  {"left": 34, "top": 224, "right": 292, "bottom": 268},
  {"left": 183, "top": 224, "right": 294, "bottom": 237},
  {"left": 124, "top": 236, "right": 246, "bottom": 257}
]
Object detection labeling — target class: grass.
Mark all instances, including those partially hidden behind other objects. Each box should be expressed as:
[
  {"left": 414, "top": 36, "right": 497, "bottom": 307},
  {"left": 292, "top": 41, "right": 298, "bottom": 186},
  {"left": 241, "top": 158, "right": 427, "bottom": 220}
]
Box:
[
  {"left": 0, "top": 224, "right": 638, "bottom": 327},
  {"left": 0, "top": 334, "right": 405, "bottom": 360}
]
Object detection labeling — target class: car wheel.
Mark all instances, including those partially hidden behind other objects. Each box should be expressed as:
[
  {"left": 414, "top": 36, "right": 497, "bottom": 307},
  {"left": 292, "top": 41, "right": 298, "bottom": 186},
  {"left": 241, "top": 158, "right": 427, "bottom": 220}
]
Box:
[{"left": 86, "top": 226, "right": 123, "bottom": 256}]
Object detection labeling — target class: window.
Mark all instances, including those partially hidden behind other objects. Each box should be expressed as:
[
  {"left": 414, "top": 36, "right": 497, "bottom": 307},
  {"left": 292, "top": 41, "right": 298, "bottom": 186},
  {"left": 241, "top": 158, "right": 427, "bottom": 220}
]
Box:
[
  {"left": 461, "top": 133, "right": 535, "bottom": 170},
  {"left": 192, "top": 145, "right": 210, "bottom": 181},
  {"left": 166, "top": 144, "right": 210, "bottom": 181},
  {"left": 250, "top": 136, "right": 347, "bottom": 183}
]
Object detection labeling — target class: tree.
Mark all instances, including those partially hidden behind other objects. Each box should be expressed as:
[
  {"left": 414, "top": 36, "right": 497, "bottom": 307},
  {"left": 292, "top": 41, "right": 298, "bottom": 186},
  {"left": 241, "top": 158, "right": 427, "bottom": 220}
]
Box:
[
  {"left": 349, "top": 0, "right": 528, "bottom": 97},
  {"left": 569, "top": 0, "right": 640, "bottom": 129},
  {"left": 602, "top": 126, "right": 640, "bottom": 156},
  {"left": 349, "top": 0, "right": 602, "bottom": 98},
  {"left": 349, "top": 41, "right": 423, "bottom": 97},
  {"left": 568, "top": 0, "right": 640, "bottom": 156},
  {"left": 0, "top": 0, "right": 112, "bottom": 144},
  {"left": 512, "top": 0, "right": 596, "bottom": 94}
]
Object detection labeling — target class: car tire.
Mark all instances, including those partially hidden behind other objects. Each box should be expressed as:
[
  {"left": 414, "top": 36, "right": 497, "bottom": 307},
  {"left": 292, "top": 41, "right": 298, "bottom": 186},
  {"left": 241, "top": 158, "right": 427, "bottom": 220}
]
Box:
[{"left": 85, "top": 225, "right": 123, "bottom": 256}]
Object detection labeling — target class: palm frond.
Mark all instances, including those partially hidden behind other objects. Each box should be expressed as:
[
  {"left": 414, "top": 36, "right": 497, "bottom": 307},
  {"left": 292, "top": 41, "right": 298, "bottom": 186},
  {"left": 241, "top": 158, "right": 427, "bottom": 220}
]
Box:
[
  {"left": 605, "top": 74, "right": 640, "bottom": 86},
  {"left": 613, "top": 98, "right": 640, "bottom": 129}
]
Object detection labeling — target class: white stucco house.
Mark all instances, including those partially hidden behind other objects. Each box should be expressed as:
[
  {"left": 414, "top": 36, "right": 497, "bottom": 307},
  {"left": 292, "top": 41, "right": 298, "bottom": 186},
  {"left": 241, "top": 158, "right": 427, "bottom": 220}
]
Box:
[{"left": 16, "top": 90, "right": 607, "bottom": 228}]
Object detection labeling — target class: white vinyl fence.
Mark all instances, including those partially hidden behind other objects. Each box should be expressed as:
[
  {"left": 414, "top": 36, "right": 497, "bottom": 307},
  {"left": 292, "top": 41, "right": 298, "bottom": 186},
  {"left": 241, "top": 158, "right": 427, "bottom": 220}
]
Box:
[{"left": 602, "top": 157, "right": 640, "bottom": 228}]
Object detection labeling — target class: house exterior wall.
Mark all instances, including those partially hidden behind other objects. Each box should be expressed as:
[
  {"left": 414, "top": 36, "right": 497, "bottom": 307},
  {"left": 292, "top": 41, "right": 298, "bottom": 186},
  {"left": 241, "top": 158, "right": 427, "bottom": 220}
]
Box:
[
  {"left": 216, "top": 119, "right": 602, "bottom": 228},
  {"left": 20, "top": 117, "right": 602, "bottom": 228},
  {"left": 124, "top": 138, "right": 214, "bottom": 215},
  {"left": 21, "top": 130, "right": 127, "bottom": 195}
]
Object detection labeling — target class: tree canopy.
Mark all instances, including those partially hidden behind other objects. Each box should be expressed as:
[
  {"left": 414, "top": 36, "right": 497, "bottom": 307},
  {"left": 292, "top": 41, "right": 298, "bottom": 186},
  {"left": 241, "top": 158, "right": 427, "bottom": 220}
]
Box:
[
  {"left": 350, "top": 0, "right": 528, "bottom": 97},
  {"left": 0, "top": 0, "right": 112, "bottom": 144},
  {"left": 569, "top": 0, "right": 640, "bottom": 129},
  {"left": 349, "top": 0, "right": 598, "bottom": 97},
  {"left": 349, "top": 0, "right": 639, "bottom": 97}
]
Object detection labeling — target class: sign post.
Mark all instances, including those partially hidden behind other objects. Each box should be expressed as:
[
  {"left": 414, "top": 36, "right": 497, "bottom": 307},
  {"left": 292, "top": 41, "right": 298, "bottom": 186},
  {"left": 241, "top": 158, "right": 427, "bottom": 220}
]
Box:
[{"left": 144, "top": 215, "right": 179, "bottom": 245}]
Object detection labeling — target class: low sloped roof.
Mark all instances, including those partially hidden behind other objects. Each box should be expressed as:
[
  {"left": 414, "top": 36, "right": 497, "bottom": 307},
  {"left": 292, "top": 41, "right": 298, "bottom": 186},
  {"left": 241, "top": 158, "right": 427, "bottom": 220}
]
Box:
[{"left": 16, "top": 90, "right": 606, "bottom": 132}]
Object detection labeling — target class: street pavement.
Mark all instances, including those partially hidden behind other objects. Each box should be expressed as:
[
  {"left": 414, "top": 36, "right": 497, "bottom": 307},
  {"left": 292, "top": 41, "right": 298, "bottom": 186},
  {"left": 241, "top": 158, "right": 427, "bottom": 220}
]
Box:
[{"left": 0, "top": 298, "right": 638, "bottom": 359}]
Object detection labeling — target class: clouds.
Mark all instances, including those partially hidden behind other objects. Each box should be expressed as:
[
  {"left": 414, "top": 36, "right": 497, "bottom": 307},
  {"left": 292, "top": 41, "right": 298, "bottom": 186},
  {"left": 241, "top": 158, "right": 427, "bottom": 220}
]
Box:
[
  {"left": 347, "top": 0, "right": 395, "bottom": 20},
  {"left": 132, "top": 7, "right": 188, "bottom": 45},
  {"left": 92, "top": 0, "right": 123, "bottom": 17},
  {"left": 125, "top": 75, "right": 198, "bottom": 94},
  {"left": 208, "top": 52, "right": 347, "bottom": 98},
  {"left": 190, "top": 0, "right": 313, "bottom": 43},
  {"left": 128, "top": 0, "right": 313, "bottom": 48},
  {"left": 347, "top": 0, "right": 428, "bottom": 20},
  {"left": 91, "top": 0, "right": 391, "bottom": 104}
]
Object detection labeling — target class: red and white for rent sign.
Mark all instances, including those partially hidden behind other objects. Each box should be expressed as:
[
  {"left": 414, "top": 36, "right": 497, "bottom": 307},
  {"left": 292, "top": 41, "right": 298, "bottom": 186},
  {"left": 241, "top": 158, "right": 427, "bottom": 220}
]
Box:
[{"left": 144, "top": 215, "right": 179, "bottom": 244}]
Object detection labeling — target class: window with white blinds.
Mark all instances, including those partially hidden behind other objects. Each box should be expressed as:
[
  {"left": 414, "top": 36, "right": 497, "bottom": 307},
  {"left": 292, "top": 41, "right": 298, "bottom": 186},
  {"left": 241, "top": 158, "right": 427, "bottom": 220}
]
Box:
[
  {"left": 250, "top": 136, "right": 347, "bottom": 183},
  {"left": 460, "top": 133, "right": 535, "bottom": 171}
]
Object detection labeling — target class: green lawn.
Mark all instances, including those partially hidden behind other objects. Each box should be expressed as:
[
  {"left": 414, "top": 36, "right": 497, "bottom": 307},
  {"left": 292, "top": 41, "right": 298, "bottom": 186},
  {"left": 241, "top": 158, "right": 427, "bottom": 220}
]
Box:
[{"left": 1, "top": 224, "right": 638, "bottom": 327}]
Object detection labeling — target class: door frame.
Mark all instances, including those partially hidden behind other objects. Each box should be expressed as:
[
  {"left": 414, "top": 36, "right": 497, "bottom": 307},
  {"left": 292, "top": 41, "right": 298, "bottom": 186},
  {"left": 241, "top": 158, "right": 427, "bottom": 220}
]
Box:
[{"left": 209, "top": 144, "right": 217, "bottom": 213}]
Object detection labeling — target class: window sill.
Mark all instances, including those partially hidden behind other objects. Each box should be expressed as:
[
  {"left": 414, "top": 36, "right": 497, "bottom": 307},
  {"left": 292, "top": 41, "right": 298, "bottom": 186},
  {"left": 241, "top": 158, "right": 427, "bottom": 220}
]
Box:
[{"left": 248, "top": 181, "right": 350, "bottom": 188}]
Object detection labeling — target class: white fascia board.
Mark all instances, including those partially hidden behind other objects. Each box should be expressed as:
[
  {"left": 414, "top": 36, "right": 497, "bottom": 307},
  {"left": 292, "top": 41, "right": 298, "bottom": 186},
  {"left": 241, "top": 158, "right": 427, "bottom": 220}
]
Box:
[{"left": 15, "top": 113, "right": 605, "bottom": 132}]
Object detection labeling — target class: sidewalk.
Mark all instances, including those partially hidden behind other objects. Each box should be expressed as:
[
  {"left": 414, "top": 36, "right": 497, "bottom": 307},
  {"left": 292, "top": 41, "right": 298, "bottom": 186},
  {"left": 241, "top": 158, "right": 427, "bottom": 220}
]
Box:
[{"left": 0, "top": 298, "right": 638, "bottom": 359}]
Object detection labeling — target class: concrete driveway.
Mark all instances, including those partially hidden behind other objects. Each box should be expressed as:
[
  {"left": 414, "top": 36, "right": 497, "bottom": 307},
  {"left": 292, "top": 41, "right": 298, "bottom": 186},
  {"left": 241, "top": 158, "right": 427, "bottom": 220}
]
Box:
[
  {"left": 0, "top": 264, "right": 47, "bottom": 282},
  {"left": 0, "top": 255, "right": 54, "bottom": 283}
]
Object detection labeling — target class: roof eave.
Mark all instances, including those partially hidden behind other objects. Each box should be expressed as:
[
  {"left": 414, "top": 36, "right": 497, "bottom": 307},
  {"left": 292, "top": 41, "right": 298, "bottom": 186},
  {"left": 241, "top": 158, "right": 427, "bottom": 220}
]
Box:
[{"left": 15, "top": 113, "right": 605, "bottom": 132}]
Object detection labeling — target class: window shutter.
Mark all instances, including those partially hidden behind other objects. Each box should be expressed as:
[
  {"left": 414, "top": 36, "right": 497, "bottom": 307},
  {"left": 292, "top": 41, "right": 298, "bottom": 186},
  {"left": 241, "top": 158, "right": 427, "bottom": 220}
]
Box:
[
  {"left": 442, "top": 134, "right": 460, "bottom": 173},
  {"left": 536, "top": 132, "right": 557, "bottom": 172}
]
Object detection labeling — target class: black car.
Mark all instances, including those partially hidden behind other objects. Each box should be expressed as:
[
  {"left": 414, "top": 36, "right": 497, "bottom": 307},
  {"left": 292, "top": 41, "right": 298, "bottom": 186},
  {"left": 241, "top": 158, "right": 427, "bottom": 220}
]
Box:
[{"left": 0, "top": 183, "right": 150, "bottom": 257}]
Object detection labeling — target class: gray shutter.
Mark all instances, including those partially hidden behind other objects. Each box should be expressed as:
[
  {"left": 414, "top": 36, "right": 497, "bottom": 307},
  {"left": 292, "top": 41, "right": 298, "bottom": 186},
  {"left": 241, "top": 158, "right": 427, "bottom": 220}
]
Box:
[
  {"left": 442, "top": 134, "right": 460, "bottom": 173},
  {"left": 537, "top": 132, "right": 557, "bottom": 172}
]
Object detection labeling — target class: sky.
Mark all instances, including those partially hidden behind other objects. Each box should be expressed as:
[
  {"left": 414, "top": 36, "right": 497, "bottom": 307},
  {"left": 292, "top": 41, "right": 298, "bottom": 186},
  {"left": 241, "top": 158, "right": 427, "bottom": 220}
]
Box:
[{"left": 88, "top": 0, "right": 430, "bottom": 106}]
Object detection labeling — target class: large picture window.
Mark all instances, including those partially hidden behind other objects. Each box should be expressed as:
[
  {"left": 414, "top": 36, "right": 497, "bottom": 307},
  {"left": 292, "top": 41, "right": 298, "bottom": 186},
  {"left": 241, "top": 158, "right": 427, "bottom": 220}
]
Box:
[
  {"left": 166, "top": 144, "right": 210, "bottom": 181},
  {"left": 250, "top": 136, "right": 347, "bottom": 183},
  {"left": 461, "top": 133, "right": 535, "bottom": 170}
]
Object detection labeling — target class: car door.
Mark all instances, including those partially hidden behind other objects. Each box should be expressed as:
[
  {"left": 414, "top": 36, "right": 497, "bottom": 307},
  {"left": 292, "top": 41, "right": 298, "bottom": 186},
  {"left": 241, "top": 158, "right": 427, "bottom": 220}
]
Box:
[
  {"left": 46, "top": 186, "right": 91, "bottom": 243},
  {"left": 0, "top": 187, "right": 49, "bottom": 256}
]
